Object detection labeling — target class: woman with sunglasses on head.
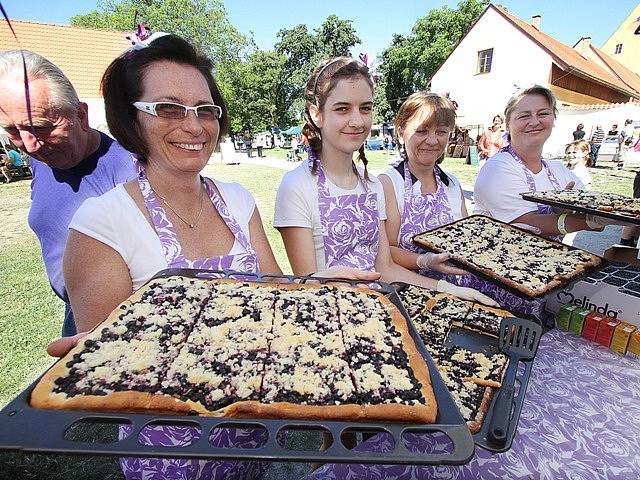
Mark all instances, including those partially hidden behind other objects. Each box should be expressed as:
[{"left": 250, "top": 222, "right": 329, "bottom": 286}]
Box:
[{"left": 273, "top": 57, "right": 495, "bottom": 304}]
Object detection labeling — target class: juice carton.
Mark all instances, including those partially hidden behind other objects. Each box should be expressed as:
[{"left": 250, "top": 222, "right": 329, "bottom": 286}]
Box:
[
  {"left": 627, "top": 330, "right": 640, "bottom": 358},
  {"left": 595, "top": 318, "right": 621, "bottom": 348},
  {"left": 569, "top": 307, "right": 591, "bottom": 335},
  {"left": 556, "top": 304, "right": 579, "bottom": 331},
  {"left": 582, "top": 312, "right": 607, "bottom": 342},
  {"left": 610, "top": 322, "right": 637, "bottom": 355}
]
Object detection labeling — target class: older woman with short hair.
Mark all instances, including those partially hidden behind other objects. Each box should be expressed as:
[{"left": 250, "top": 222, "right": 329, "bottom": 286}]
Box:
[{"left": 474, "top": 85, "right": 613, "bottom": 239}]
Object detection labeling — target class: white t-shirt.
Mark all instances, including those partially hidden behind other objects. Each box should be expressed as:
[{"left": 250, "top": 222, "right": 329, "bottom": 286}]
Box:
[
  {"left": 380, "top": 164, "right": 465, "bottom": 242},
  {"left": 70, "top": 180, "right": 256, "bottom": 291},
  {"left": 571, "top": 165, "right": 592, "bottom": 190},
  {"left": 474, "top": 151, "right": 584, "bottom": 223},
  {"left": 273, "top": 162, "right": 387, "bottom": 270}
]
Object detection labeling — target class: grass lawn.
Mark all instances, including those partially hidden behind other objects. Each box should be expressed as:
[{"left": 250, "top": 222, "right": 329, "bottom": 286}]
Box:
[{"left": 0, "top": 157, "right": 636, "bottom": 478}]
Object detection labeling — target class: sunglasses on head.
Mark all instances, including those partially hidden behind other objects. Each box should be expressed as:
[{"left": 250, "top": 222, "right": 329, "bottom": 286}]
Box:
[{"left": 133, "top": 101, "right": 222, "bottom": 120}]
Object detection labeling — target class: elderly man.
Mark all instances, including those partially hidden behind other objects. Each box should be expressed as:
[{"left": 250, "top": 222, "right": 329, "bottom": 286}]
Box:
[{"left": 0, "top": 50, "right": 136, "bottom": 336}]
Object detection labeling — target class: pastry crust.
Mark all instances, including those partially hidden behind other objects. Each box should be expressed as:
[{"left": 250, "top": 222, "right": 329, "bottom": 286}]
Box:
[{"left": 31, "top": 277, "right": 437, "bottom": 425}]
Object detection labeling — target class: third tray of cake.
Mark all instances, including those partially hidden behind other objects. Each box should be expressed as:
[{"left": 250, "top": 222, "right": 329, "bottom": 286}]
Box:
[
  {"left": 412, "top": 215, "right": 602, "bottom": 298},
  {"left": 521, "top": 190, "right": 640, "bottom": 225}
]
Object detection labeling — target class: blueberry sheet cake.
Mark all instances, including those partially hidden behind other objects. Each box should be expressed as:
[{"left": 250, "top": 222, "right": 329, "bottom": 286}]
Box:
[
  {"left": 31, "top": 277, "right": 437, "bottom": 424},
  {"left": 523, "top": 190, "right": 640, "bottom": 218},
  {"left": 397, "top": 285, "right": 509, "bottom": 433},
  {"left": 413, "top": 215, "right": 602, "bottom": 297}
]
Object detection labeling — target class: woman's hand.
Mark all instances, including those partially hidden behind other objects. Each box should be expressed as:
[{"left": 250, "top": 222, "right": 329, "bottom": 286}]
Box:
[
  {"left": 436, "top": 280, "right": 500, "bottom": 307},
  {"left": 416, "top": 252, "right": 467, "bottom": 275},
  {"left": 47, "top": 333, "right": 87, "bottom": 358}
]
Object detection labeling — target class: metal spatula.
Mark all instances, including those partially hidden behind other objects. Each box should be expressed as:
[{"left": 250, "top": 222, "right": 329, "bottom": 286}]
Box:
[{"left": 488, "top": 317, "right": 542, "bottom": 444}]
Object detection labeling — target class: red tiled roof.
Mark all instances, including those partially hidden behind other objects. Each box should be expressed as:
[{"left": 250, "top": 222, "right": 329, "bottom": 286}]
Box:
[
  {"left": 588, "top": 44, "right": 640, "bottom": 96},
  {"left": 492, "top": 5, "right": 640, "bottom": 99},
  {"left": 0, "top": 20, "right": 130, "bottom": 98}
]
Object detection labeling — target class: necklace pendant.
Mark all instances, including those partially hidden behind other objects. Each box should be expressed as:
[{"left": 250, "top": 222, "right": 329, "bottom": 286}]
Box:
[{"left": 188, "top": 223, "right": 195, "bottom": 228}]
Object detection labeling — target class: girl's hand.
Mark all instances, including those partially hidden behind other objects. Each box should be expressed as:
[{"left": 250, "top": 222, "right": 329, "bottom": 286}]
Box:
[
  {"left": 47, "top": 333, "right": 87, "bottom": 358},
  {"left": 416, "top": 252, "right": 467, "bottom": 275}
]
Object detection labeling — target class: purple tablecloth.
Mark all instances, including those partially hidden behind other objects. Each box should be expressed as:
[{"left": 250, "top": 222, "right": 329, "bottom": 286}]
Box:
[{"left": 307, "top": 329, "right": 640, "bottom": 479}]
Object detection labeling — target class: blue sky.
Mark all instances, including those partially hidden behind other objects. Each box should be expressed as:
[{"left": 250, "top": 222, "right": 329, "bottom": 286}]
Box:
[{"left": 2, "top": 0, "right": 638, "bottom": 59}]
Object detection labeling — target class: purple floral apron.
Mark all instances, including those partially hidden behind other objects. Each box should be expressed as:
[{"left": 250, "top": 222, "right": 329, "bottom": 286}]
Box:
[
  {"left": 119, "top": 169, "right": 266, "bottom": 480},
  {"left": 395, "top": 159, "right": 547, "bottom": 320},
  {"left": 502, "top": 144, "right": 563, "bottom": 241},
  {"left": 312, "top": 155, "right": 379, "bottom": 271}
]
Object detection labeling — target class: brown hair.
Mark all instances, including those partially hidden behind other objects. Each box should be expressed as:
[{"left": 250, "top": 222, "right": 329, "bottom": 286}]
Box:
[
  {"left": 303, "top": 56, "right": 374, "bottom": 179},
  {"left": 101, "top": 34, "right": 228, "bottom": 162},
  {"left": 565, "top": 139, "right": 593, "bottom": 167},
  {"left": 394, "top": 91, "right": 456, "bottom": 167}
]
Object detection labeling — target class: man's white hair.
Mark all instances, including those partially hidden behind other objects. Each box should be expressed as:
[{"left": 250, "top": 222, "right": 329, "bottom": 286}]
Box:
[{"left": 0, "top": 50, "right": 80, "bottom": 117}]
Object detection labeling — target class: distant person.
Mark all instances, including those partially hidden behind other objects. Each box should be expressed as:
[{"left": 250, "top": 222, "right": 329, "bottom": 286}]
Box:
[
  {"left": 256, "top": 135, "right": 264, "bottom": 157},
  {"left": 565, "top": 140, "right": 592, "bottom": 190},
  {"left": 572, "top": 123, "right": 585, "bottom": 140},
  {"left": 0, "top": 145, "right": 23, "bottom": 182},
  {"left": 608, "top": 124, "right": 620, "bottom": 136},
  {"left": 0, "top": 50, "right": 136, "bottom": 337},
  {"left": 243, "top": 128, "right": 253, "bottom": 157},
  {"left": 589, "top": 124, "right": 605, "bottom": 166},
  {"left": 477, "top": 113, "right": 505, "bottom": 166}
]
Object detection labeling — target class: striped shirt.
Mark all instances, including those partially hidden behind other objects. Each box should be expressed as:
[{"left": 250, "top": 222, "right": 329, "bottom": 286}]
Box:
[{"left": 590, "top": 129, "right": 605, "bottom": 144}]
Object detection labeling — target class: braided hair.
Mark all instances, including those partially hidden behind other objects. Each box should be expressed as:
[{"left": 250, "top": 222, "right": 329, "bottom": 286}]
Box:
[{"left": 303, "top": 56, "right": 374, "bottom": 180}]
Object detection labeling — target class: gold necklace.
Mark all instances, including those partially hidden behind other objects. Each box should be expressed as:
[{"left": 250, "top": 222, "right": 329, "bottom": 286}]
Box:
[{"left": 152, "top": 179, "right": 205, "bottom": 229}]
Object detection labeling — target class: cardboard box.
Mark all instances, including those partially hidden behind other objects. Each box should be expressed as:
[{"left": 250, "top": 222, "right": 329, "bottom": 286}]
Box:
[
  {"left": 556, "top": 304, "right": 579, "bottom": 330},
  {"left": 595, "top": 318, "right": 621, "bottom": 348},
  {"left": 610, "top": 322, "right": 637, "bottom": 354},
  {"left": 582, "top": 312, "right": 607, "bottom": 342},
  {"left": 627, "top": 330, "right": 640, "bottom": 358},
  {"left": 546, "top": 263, "right": 640, "bottom": 328},
  {"left": 603, "top": 245, "right": 640, "bottom": 266},
  {"left": 569, "top": 307, "right": 590, "bottom": 335}
]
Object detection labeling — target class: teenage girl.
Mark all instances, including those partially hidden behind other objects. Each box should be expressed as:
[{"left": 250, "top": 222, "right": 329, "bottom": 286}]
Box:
[{"left": 273, "top": 57, "right": 495, "bottom": 304}]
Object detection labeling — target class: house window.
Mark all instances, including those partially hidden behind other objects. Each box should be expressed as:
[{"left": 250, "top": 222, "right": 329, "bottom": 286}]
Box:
[
  {"left": 477, "top": 48, "right": 493, "bottom": 74},
  {"left": 614, "top": 43, "right": 623, "bottom": 54}
]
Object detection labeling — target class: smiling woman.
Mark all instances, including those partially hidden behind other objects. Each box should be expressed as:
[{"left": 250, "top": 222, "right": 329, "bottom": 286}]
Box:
[{"left": 473, "top": 84, "right": 621, "bottom": 239}]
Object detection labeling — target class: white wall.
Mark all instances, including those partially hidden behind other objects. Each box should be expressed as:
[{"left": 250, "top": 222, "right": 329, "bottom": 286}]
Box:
[
  {"left": 546, "top": 103, "right": 640, "bottom": 157},
  {"left": 83, "top": 97, "right": 109, "bottom": 134},
  {"left": 431, "top": 8, "right": 553, "bottom": 128}
]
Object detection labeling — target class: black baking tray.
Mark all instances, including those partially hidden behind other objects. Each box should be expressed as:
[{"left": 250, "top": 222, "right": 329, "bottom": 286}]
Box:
[
  {"left": 412, "top": 214, "right": 604, "bottom": 299},
  {"left": 392, "top": 282, "right": 538, "bottom": 452},
  {"left": 0, "top": 269, "right": 474, "bottom": 465},
  {"left": 521, "top": 192, "right": 640, "bottom": 225}
]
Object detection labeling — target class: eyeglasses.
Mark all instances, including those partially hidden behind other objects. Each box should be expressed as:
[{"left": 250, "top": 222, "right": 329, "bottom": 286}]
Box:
[{"left": 133, "top": 102, "right": 222, "bottom": 120}]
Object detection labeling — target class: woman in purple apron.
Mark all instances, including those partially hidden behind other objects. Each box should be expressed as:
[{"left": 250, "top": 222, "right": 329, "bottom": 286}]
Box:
[
  {"left": 57, "top": 34, "right": 283, "bottom": 480},
  {"left": 379, "top": 92, "right": 550, "bottom": 320},
  {"left": 273, "top": 57, "right": 496, "bottom": 305},
  {"left": 474, "top": 85, "right": 620, "bottom": 241}
]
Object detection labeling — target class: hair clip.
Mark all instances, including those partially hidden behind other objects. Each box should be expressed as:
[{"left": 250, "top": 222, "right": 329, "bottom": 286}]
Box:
[{"left": 125, "top": 24, "right": 170, "bottom": 53}]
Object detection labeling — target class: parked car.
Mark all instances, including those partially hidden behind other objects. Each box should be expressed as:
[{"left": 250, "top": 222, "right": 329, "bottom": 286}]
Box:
[{"left": 366, "top": 138, "right": 383, "bottom": 150}]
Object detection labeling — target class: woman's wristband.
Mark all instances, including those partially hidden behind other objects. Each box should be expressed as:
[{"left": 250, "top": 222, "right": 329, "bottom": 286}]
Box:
[{"left": 557, "top": 213, "right": 569, "bottom": 235}]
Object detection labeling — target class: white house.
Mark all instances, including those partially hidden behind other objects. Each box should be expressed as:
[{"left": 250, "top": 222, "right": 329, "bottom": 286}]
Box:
[{"left": 430, "top": 4, "right": 640, "bottom": 155}]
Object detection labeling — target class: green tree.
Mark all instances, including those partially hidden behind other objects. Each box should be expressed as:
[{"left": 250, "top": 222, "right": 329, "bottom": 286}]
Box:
[
  {"left": 375, "top": 0, "right": 489, "bottom": 120},
  {"left": 275, "top": 15, "right": 361, "bottom": 123},
  {"left": 71, "top": 0, "right": 248, "bottom": 66}
]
